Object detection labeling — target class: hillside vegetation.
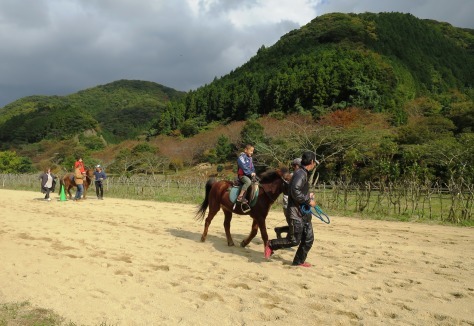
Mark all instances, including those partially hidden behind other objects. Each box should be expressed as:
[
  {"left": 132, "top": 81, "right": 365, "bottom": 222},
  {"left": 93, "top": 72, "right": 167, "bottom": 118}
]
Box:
[
  {"left": 1, "top": 12, "right": 473, "bottom": 223},
  {"left": 0, "top": 80, "right": 185, "bottom": 145},
  {"left": 0, "top": 12, "right": 472, "bottom": 181},
  {"left": 171, "top": 12, "right": 473, "bottom": 127}
]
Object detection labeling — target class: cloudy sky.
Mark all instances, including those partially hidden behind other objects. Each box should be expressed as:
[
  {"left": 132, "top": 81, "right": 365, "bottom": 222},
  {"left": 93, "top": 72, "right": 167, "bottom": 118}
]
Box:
[{"left": 1, "top": 0, "right": 473, "bottom": 107}]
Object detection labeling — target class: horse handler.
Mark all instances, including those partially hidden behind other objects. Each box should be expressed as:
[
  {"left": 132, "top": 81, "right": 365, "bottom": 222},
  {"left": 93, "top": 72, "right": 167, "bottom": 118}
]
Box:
[
  {"left": 93, "top": 165, "right": 107, "bottom": 200},
  {"left": 265, "top": 151, "right": 318, "bottom": 267},
  {"left": 73, "top": 166, "right": 84, "bottom": 201}
]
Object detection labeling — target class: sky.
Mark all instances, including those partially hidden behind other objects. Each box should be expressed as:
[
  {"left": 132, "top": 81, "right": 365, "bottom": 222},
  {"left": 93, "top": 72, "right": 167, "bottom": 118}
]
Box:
[{"left": 1, "top": 0, "right": 473, "bottom": 107}]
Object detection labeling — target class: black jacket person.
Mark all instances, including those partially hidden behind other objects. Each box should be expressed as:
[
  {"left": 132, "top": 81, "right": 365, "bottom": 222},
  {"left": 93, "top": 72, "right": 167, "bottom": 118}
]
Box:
[{"left": 265, "top": 151, "right": 318, "bottom": 267}]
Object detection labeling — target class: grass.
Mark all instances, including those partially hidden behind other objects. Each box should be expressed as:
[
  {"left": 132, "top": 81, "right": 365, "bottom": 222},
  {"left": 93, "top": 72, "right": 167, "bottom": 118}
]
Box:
[
  {"left": 0, "top": 301, "right": 118, "bottom": 326},
  {"left": 0, "top": 301, "right": 68, "bottom": 326}
]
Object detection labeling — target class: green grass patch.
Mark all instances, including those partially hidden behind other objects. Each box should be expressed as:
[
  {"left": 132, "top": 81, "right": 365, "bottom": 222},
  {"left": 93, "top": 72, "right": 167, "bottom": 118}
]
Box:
[
  {"left": 0, "top": 301, "right": 118, "bottom": 326},
  {"left": 0, "top": 301, "right": 67, "bottom": 326}
]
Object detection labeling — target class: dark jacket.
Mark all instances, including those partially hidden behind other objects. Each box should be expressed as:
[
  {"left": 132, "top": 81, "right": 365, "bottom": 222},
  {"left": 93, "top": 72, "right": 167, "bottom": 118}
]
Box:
[
  {"left": 237, "top": 152, "right": 255, "bottom": 177},
  {"left": 287, "top": 167, "right": 311, "bottom": 220},
  {"left": 93, "top": 170, "right": 107, "bottom": 183},
  {"left": 39, "top": 172, "right": 57, "bottom": 192}
]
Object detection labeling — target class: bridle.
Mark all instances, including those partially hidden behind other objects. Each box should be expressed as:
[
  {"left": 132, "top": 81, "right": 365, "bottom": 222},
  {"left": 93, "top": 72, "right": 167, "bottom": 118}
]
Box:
[{"left": 259, "top": 175, "right": 287, "bottom": 204}]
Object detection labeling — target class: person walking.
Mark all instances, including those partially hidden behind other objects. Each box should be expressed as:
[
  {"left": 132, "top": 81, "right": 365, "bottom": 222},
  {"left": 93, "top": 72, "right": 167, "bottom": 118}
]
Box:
[
  {"left": 73, "top": 166, "right": 84, "bottom": 201},
  {"left": 93, "top": 165, "right": 107, "bottom": 200},
  {"left": 265, "top": 151, "right": 319, "bottom": 267},
  {"left": 39, "top": 167, "right": 57, "bottom": 201},
  {"left": 274, "top": 158, "right": 301, "bottom": 239}
]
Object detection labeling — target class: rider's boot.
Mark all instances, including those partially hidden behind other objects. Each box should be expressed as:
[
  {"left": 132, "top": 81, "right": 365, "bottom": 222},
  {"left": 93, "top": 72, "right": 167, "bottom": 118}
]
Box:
[{"left": 237, "top": 190, "right": 248, "bottom": 204}]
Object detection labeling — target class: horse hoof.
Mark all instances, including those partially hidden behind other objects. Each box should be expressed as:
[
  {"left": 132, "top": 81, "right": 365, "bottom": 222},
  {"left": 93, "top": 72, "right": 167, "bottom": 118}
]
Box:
[
  {"left": 228, "top": 242, "right": 235, "bottom": 247},
  {"left": 240, "top": 240, "right": 247, "bottom": 248},
  {"left": 200, "top": 236, "right": 206, "bottom": 242}
]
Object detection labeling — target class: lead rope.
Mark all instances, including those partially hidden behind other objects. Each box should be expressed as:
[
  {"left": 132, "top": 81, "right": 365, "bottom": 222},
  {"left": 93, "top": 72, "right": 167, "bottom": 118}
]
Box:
[{"left": 300, "top": 204, "right": 331, "bottom": 224}]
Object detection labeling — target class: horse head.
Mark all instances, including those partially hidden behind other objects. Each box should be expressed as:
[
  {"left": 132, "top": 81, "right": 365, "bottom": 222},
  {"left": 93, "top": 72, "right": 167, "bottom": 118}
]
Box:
[
  {"left": 84, "top": 168, "right": 94, "bottom": 184},
  {"left": 85, "top": 168, "right": 94, "bottom": 177},
  {"left": 257, "top": 167, "right": 290, "bottom": 202}
]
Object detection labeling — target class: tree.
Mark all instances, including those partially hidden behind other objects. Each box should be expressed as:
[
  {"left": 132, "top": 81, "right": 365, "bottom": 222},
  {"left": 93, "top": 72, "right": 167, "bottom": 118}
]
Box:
[
  {"left": 215, "top": 135, "right": 233, "bottom": 163},
  {"left": 397, "top": 116, "right": 455, "bottom": 145},
  {"left": 240, "top": 120, "right": 265, "bottom": 147},
  {"left": 79, "top": 135, "right": 106, "bottom": 151},
  {"left": 0, "top": 151, "right": 33, "bottom": 173},
  {"left": 109, "top": 149, "right": 140, "bottom": 176},
  {"left": 136, "top": 152, "right": 169, "bottom": 176},
  {"left": 132, "top": 143, "right": 157, "bottom": 155}
]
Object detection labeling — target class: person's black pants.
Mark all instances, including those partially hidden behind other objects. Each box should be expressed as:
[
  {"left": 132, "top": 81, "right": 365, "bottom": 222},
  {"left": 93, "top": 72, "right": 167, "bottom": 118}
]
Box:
[
  {"left": 95, "top": 181, "right": 103, "bottom": 198},
  {"left": 42, "top": 186, "right": 51, "bottom": 199},
  {"left": 270, "top": 217, "right": 314, "bottom": 265}
]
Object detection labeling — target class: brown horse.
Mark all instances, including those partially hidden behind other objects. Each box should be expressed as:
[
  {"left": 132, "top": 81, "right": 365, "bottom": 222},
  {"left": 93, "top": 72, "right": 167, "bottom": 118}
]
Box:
[
  {"left": 59, "top": 168, "right": 94, "bottom": 199},
  {"left": 195, "top": 168, "right": 290, "bottom": 250}
]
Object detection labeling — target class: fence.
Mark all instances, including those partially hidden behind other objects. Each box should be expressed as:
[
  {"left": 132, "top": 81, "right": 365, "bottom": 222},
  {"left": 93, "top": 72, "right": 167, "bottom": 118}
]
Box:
[
  {"left": 0, "top": 173, "right": 207, "bottom": 204},
  {"left": 1, "top": 174, "right": 472, "bottom": 224},
  {"left": 314, "top": 180, "right": 473, "bottom": 223},
  {"left": 104, "top": 175, "right": 206, "bottom": 203}
]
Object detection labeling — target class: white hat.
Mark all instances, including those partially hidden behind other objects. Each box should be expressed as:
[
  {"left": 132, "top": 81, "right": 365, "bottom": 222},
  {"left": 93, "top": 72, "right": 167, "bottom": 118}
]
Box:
[
  {"left": 96, "top": 164, "right": 101, "bottom": 168},
  {"left": 292, "top": 158, "right": 302, "bottom": 166}
]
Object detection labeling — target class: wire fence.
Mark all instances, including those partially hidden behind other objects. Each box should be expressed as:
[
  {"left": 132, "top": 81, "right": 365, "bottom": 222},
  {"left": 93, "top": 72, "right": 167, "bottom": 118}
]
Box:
[
  {"left": 2, "top": 173, "right": 472, "bottom": 224},
  {"left": 1, "top": 173, "right": 207, "bottom": 204},
  {"left": 314, "top": 180, "right": 473, "bottom": 223}
]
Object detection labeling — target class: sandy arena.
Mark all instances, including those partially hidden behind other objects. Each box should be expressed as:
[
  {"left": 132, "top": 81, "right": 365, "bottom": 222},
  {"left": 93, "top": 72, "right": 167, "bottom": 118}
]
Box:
[{"left": 0, "top": 189, "right": 473, "bottom": 325}]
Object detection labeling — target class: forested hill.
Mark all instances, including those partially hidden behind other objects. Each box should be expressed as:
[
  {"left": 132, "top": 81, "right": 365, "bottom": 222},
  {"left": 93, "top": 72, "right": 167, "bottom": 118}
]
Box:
[
  {"left": 171, "top": 12, "right": 473, "bottom": 127},
  {"left": 1, "top": 12, "right": 473, "bottom": 147},
  {"left": 0, "top": 80, "right": 185, "bottom": 145}
]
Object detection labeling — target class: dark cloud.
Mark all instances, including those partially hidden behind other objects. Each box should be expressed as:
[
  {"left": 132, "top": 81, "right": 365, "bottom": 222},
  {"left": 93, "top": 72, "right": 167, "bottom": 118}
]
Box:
[{"left": 0, "top": 0, "right": 472, "bottom": 107}]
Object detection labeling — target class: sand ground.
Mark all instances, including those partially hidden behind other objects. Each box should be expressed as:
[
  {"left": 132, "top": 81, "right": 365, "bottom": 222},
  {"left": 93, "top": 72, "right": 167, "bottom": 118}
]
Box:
[{"left": 0, "top": 189, "right": 473, "bottom": 325}]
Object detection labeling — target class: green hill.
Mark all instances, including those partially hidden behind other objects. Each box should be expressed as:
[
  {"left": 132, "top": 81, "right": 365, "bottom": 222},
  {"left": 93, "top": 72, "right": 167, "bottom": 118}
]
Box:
[
  {"left": 175, "top": 12, "right": 473, "bottom": 126},
  {"left": 0, "top": 80, "right": 185, "bottom": 146}
]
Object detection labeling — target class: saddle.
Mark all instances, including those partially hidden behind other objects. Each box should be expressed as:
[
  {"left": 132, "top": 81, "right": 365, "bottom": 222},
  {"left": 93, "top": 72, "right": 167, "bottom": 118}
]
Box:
[{"left": 229, "top": 179, "right": 259, "bottom": 213}]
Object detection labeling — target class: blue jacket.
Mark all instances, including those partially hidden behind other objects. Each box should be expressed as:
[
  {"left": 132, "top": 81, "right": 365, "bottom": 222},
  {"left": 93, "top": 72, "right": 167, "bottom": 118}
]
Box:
[
  {"left": 94, "top": 171, "right": 107, "bottom": 183},
  {"left": 237, "top": 152, "right": 255, "bottom": 177}
]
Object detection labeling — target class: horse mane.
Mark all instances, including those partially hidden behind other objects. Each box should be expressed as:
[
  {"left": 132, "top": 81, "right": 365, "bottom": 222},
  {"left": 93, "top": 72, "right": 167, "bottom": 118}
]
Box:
[{"left": 258, "top": 167, "right": 288, "bottom": 184}]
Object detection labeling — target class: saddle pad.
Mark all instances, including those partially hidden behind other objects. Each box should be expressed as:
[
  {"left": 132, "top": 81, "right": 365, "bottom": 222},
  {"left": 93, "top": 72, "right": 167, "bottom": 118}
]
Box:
[{"left": 229, "top": 185, "right": 259, "bottom": 206}]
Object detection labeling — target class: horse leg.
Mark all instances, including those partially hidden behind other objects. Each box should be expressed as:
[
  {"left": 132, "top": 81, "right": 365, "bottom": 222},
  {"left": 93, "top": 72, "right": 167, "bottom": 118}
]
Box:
[
  {"left": 67, "top": 186, "right": 72, "bottom": 199},
  {"left": 200, "top": 206, "right": 219, "bottom": 243},
  {"left": 223, "top": 211, "right": 235, "bottom": 246},
  {"left": 240, "top": 219, "right": 259, "bottom": 248}
]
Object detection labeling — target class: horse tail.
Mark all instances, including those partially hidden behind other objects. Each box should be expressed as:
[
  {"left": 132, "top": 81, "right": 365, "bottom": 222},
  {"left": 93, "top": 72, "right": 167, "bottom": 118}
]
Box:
[{"left": 195, "top": 177, "right": 216, "bottom": 221}]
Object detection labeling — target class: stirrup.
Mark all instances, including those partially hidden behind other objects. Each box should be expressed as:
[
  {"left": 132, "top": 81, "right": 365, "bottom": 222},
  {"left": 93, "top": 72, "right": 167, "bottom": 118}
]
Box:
[{"left": 240, "top": 202, "right": 251, "bottom": 213}]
